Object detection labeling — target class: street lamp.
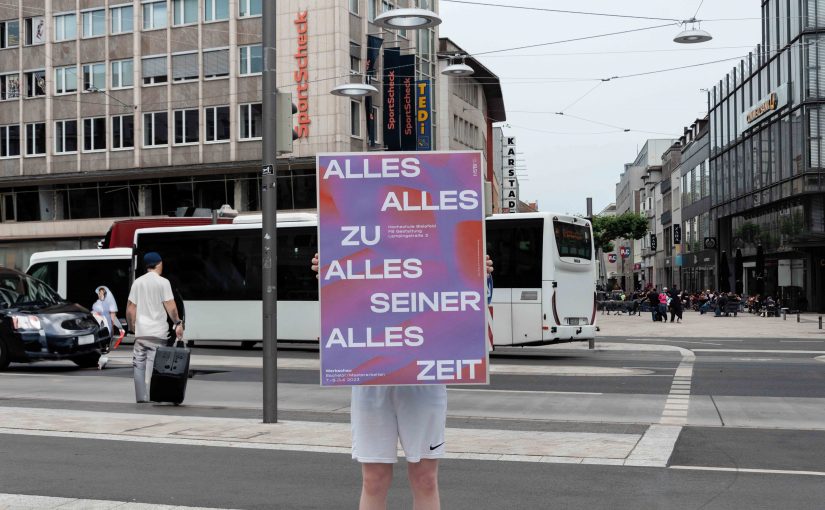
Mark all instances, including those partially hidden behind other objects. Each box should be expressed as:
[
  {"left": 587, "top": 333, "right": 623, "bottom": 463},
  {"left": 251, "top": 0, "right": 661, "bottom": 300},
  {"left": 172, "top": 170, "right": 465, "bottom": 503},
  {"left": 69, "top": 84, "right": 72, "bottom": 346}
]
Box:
[
  {"left": 330, "top": 80, "right": 379, "bottom": 97},
  {"left": 441, "top": 55, "right": 474, "bottom": 77},
  {"left": 673, "top": 19, "right": 712, "bottom": 44},
  {"left": 373, "top": 8, "right": 441, "bottom": 30}
]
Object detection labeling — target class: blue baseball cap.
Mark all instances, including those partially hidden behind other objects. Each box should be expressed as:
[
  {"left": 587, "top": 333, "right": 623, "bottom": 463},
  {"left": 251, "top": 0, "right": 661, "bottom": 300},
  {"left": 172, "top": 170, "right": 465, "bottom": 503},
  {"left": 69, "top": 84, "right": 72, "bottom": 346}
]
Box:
[{"left": 144, "top": 252, "right": 162, "bottom": 267}]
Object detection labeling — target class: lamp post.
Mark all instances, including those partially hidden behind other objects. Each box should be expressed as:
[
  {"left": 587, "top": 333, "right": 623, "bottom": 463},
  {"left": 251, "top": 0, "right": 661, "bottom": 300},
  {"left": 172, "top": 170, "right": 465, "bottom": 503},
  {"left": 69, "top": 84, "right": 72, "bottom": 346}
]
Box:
[{"left": 262, "top": 0, "right": 278, "bottom": 424}]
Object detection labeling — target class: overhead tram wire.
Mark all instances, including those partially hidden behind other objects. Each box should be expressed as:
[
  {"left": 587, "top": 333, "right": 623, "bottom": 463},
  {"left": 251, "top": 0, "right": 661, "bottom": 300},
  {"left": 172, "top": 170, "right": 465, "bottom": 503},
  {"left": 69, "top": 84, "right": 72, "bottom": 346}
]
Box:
[{"left": 441, "top": 0, "right": 681, "bottom": 22}]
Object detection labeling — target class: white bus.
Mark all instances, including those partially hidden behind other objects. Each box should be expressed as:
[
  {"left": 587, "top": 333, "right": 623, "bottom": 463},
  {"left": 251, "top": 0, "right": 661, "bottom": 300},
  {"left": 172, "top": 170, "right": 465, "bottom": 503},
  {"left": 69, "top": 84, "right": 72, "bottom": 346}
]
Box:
[
  {"left": 131, "top": 212, "right": 596, "bottom": 348},
  {"left": 485, "top": 212, "right": 596, "bottom": 348}
]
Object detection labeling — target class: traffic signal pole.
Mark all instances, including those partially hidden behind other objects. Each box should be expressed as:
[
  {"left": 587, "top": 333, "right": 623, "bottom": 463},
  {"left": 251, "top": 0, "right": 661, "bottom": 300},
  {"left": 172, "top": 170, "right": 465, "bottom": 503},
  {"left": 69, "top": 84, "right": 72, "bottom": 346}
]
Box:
[{"left": 262, "top": 0, "right": 278, "bottom": 424}]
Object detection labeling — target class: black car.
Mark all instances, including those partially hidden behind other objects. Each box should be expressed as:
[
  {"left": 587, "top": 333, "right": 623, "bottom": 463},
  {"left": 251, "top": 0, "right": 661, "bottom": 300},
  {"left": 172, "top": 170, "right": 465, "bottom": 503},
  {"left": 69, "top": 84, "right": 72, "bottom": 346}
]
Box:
[{"left": 0, "top": 267, "right": 111, "bottom": 370}]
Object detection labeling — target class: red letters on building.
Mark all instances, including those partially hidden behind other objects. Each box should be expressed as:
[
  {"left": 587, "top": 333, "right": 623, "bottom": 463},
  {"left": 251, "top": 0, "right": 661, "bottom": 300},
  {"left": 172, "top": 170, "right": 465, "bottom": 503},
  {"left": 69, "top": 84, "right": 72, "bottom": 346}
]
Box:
[{"left": 294, "top": 11, "right": 310, "bottom": 138}]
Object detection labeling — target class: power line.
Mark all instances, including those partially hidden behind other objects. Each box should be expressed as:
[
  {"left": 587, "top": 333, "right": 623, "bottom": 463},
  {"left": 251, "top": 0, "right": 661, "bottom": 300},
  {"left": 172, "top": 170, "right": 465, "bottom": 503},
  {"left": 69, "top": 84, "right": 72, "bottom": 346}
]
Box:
[
  {"left": 441, "top": 0, "right": 681, "bottom": 22},
  {"left": 472, "top": 23, "right": 679, "bottom": 56}
]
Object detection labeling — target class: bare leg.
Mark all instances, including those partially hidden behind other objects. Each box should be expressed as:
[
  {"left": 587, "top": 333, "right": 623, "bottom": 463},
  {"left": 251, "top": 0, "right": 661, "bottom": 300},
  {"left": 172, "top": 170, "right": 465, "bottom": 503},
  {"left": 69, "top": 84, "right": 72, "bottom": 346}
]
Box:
[
  {"left": 407, "top": 459, "right": 440, "bottom": 510},
  {"left": 359, "top": 463, "right": 393, "bottom": 510}
]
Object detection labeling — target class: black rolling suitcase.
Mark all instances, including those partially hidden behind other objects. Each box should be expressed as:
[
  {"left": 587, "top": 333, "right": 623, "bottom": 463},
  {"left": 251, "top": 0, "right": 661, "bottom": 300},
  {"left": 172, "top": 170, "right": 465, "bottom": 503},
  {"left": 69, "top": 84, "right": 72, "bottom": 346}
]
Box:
[{"left": 150, "top": 341, "right": 190, "bottom": 404}]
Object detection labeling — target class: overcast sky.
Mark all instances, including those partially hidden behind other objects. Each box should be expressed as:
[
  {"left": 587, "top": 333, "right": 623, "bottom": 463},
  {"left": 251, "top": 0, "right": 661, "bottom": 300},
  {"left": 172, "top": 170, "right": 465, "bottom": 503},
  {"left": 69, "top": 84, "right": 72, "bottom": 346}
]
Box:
[{"left": 439, "top": 0, "right": 762, "bottom": 215}]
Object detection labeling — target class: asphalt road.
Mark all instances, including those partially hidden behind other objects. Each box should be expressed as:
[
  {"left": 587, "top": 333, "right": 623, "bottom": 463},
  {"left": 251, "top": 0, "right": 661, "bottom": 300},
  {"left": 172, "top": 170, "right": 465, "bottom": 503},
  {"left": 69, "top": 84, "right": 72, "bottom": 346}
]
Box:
[
  {"left": 2, "top": 434, "right": 825, "bottom": 510},
  {"left": 1, "top": 334, "right": 824, "bottom": 509}
]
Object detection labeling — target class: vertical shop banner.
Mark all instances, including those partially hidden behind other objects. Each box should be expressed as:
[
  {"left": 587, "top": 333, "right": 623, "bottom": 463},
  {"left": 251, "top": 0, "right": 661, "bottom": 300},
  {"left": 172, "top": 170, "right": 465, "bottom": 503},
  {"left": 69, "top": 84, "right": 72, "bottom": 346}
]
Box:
[
  {"left": 416, "top": 80, "right": 432, "bottom": 150},
  {"left": 398, "top": 54, "right": 417, "bottom": 151},
  {"left": 365, "top": 36, "right": 383, "bottom": 147},
  {"left": 382, "top": 47, "right": 401, "bottom": 150},
  {"left": 316, "top": 151, "right": 489, "bottom": 386}
]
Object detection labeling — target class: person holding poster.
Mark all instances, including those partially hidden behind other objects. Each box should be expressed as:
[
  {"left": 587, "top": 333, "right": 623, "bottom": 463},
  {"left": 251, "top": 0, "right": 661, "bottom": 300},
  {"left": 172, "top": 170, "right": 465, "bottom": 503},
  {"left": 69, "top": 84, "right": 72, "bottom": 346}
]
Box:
[
  {"left": 314, "top": 150, "right": 493, "bottom": 510},
  {"left": 312, "top": 253, "right": 493, "bottom": 510}
]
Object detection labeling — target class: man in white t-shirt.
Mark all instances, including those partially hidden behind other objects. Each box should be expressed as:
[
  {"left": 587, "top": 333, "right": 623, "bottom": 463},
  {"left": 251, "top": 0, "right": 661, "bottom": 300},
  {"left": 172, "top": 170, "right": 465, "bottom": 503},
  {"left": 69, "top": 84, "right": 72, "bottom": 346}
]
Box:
[{"left": 126, "top": 252, "right": 184, "bottom": 403}]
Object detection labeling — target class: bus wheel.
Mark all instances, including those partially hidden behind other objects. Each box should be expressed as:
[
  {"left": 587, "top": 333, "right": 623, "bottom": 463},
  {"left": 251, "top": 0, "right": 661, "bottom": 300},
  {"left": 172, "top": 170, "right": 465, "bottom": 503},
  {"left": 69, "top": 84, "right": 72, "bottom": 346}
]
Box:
[
  {"left": 588, "top": 338, "right": 595, "bottom": 350},
  {"left": 241, "top": 341, "right": 256, "bottom": 350}
]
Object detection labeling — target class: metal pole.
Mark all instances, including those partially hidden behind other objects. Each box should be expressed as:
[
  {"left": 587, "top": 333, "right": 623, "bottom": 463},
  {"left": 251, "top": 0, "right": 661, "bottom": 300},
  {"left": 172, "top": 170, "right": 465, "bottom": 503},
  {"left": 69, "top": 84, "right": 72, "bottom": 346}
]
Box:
[{"left": 262, "top": 0, "right": 278, "bottom": 424}]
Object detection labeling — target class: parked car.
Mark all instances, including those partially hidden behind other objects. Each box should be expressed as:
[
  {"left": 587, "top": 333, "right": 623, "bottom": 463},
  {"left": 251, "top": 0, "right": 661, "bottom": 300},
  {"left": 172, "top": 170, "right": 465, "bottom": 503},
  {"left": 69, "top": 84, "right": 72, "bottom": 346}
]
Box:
[{"left": 0, "top": 267, "right": 111, "bottom": 370}]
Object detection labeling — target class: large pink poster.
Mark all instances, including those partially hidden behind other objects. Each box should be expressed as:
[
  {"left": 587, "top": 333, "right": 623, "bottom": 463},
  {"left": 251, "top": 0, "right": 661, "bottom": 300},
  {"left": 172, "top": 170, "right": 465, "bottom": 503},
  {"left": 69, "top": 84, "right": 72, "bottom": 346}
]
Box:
[{"left": 317, "top": 151, "right": 489, "bottom": 386}]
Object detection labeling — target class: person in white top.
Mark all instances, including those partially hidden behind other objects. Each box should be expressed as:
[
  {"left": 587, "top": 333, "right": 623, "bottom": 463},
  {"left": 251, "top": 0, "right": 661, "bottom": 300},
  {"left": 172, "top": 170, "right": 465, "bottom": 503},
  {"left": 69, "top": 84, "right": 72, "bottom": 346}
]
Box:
[{"left": 126, "top": 252, "right": 184, "bottom": 403}]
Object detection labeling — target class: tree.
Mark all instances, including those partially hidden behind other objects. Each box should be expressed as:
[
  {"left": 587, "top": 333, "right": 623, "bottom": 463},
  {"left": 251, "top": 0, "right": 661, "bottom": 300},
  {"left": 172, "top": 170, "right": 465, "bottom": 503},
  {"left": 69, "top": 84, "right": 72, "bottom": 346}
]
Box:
[{"left": 592, "top": 212, "right": 648, "bottom": 253}]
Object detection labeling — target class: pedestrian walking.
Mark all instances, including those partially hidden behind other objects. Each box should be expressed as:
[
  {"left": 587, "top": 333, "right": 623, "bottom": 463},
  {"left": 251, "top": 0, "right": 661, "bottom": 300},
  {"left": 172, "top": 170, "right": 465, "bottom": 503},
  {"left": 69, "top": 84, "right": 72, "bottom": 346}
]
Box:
[
  {"left": 647, "top": 287, "right": 660, "bottom": 322},
  {"left": 669, "top": 287, "right": 683, "bottom": 323},
  {"left": 92, "top": 285, "right": 122, "bottom": 369},
  {"left": 125, "top": 252, "right": 184, "bottom": 403},
  {"left": 92, "top": 285, "right": 121, "bottom": 337},
  {"left": 312, "top": 252, "right": 494, "bottom": 510},
  {"left": 658, "top": 288, "right": 669, "bottom": 323}
]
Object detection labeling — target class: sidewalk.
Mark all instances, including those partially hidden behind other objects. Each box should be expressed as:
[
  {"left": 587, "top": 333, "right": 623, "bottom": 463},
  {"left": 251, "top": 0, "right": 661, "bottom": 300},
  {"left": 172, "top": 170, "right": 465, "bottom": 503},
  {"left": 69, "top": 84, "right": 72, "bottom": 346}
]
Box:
[{"left": 596, "top": 310, "right": 825, "bottom": 339}]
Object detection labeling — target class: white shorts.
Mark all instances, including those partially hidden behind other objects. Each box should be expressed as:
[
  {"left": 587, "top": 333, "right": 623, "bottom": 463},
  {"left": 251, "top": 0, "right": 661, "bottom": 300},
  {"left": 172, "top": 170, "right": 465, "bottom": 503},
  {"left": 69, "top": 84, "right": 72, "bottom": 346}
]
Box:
[{"left": 351, "top": 385, "right": 447, "bottom": 464}]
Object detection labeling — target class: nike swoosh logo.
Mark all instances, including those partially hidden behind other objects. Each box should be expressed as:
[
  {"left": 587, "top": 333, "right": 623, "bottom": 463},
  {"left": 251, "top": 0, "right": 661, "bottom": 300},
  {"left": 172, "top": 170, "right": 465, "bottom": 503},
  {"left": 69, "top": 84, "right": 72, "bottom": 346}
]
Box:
[{"left": 429, "top": 442, "right": 445, "bottom": 451}]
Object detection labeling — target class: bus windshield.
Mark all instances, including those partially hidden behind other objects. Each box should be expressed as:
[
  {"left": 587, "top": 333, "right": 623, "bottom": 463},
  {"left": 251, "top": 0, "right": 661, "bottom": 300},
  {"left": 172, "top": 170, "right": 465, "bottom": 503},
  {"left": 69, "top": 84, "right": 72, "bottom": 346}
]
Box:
[{"left": 553, "top": 221, "right": 592, "bottom": 260}]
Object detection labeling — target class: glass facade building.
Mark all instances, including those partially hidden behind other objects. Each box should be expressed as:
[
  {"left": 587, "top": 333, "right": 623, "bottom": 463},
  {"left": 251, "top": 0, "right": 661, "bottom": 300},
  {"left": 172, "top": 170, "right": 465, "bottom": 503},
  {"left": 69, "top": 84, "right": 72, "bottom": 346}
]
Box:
[{"left": 709, "top": 0, "right": 825, "bottom": 311}]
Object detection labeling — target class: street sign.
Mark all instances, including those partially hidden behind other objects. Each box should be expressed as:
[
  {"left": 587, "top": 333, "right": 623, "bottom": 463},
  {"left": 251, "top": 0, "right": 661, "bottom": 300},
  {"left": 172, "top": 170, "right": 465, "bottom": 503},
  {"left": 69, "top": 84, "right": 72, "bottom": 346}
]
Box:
[
  {"left": 673, "top": 224, "right": 682, "bottom": 244},
  {"left": 619, "top": 246, "right": 630, "bottom": 258},
  {"left": 607, "top": 253, "right": 617, "bottom": 263}
]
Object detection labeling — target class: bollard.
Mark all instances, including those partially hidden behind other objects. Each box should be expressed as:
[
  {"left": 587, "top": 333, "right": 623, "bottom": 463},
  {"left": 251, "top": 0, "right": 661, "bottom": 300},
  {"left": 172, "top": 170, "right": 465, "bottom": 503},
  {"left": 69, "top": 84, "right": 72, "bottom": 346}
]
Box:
[
  {"left": 819, "top": 316, "right": 822, "bottom": 330},
  {"left": 797, "top": 312, "right": 800, "bottom": 323},
  {"left": 782, "top": 310, "right": 786, "bottom": 320}
]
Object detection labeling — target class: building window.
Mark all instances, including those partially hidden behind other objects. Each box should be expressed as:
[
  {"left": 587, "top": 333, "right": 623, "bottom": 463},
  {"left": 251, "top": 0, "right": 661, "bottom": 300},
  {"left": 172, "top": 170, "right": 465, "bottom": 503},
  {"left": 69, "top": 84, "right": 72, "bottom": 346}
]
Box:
[
  {"left": 239, "top": 0, "right": 262, "bottom": 17},
  {"left": 24, "top": 70, "right": 45, "bottom": 98},
  {"left": 82, "top": 9, "right": 105, "bottom": 38},
  {"left": 82, "top": 62, "right": 106, "bottom": 92},
  {"left": 239, "top": 103, "right": 262, "bottom": 140},
  {"left": 350, "top": 0, "right": 359, "bottom": 14},
  {"left": 172, "top": 52, "right": 198, "bottom": 82},
  {"left": 205, "top": 105, "right": 230, "bottom": 142},
  {"left": 143, "top": 1, "right": 167, "bottom": 30},
  {"left": 54, "top": 13, "right": 77, "bottom": 42},
  {"left": 0, "top": 73, "right": 20, "bottom": 100},
  {"left": 174, "top": 109, "right": 199, "bottom": 145},
  {"left": 203, "top": 49, "right": 229, "bottom": 79},
  {"left": 204, "top": 0, "right": 229, "bottom": 22},
  {"left": 83, "top": 117, "right": 107, "bottom": 151},
  {"left": 24, "top": 17, "right": 45, "bottom": 45},
  {"left": 112, "top": 114, "right": 134, "bottom": 149},
  {"left": 350, "top": 42, "right": 361, "bottom": 73},
  {"left": 350, "top": 100, "right": 361, "bottom": 137},
  {"left": 239, "top": 45, "right": 262, "bottom": 76},
  {"left": 143, "top": 111, "right": 168, "bottom": 147},
  {"left": 54, "top": 119, "right": 78, "bottom": 154},
  {"left": 0, "top": 125, "right": 20, "bottom": 158},
  {"left": 54, "top": 66, "right": 78, "bottom": 95},
  {"left": 142, "top": 56, "right": 168, "bottom": 85},
  {"left": 25, "top": 123, "right": 46, "bottom": 156},
  {"left": 172, "top": 0, "right": 198, "bottom": 26},
  {"left": 0, "top": 20, "right": 20, "bottom": 48},
  {"left": 111, "top": 59, "right": 134, "bottom": 89},
  {"left": 111, "top": 5, "right": 134, "bottom": 34}
]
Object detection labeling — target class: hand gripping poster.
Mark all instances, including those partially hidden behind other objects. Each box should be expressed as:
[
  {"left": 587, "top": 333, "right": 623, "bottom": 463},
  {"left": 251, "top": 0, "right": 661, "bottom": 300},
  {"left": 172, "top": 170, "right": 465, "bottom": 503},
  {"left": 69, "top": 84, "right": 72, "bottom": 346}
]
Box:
[{"left": 317, "top": 151, "right": 489, "bottom": 386}]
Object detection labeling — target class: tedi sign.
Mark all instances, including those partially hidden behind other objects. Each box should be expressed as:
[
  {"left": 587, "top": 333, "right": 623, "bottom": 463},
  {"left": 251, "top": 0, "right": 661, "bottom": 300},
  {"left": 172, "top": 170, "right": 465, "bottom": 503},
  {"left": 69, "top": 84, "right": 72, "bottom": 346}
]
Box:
[{"left": 294, "top": 11, "right": 310, "bottom": 138}]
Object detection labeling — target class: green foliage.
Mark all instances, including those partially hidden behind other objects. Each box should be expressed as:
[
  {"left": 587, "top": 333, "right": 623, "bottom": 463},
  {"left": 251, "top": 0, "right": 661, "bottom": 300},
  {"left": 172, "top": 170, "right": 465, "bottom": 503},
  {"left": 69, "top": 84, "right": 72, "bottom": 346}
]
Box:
[{"left": 592, "top": 212, "right": 648, "bottom": 252}]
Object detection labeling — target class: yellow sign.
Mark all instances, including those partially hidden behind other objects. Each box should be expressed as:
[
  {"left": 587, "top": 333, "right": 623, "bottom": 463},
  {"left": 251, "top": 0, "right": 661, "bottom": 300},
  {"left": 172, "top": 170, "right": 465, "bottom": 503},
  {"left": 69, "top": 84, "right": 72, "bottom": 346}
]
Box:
[{"left": 746, "top": 92, "right": 777, "bottom": 124}]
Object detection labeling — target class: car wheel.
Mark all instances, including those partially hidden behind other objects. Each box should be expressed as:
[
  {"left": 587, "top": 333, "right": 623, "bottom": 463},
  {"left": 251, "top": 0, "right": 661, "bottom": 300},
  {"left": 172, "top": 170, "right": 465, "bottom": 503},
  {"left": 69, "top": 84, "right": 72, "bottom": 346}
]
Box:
[
  {"left": 241, "top": 341, "right": 256, "bottom": 350},
  {"left": 73, "top": 352, "right": 101, "bottom": 368},
  {"left": 0, "top": 338, "right": 9, "bottom": 371}
]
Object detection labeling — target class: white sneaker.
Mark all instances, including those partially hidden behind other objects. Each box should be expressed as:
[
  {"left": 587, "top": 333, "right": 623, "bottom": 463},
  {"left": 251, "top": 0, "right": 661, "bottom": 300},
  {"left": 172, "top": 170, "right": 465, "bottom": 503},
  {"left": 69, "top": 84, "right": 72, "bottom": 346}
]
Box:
[{"left": 97, "top": 355, "right": 108, "bottom": 370}]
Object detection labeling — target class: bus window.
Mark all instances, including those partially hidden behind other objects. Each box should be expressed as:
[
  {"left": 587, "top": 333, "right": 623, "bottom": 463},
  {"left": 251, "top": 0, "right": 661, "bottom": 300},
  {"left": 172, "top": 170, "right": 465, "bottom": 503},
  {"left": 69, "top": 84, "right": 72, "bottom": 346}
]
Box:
[
  {"left": 278, "top": 227, "right": 319, "bottom": 301},
  {"left": 486, "top": 218, "right": 543, "bottom": 288},
  {"left": 67, "top": 259, "right": 131, "bottom": 311},
  {"left": 553, "top": 221, "right": 592, "bottom": 260},
  {"left": 28, "top": 262, "right": 58, "bottom": 292}
]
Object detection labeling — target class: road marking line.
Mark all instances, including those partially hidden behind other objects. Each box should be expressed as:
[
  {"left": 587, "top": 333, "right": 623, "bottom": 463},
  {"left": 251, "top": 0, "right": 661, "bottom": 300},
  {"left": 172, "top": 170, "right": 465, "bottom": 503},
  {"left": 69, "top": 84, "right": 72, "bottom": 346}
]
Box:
[
  {"left": 692, "top": 349, "right": 825, "bottom": 354},
  {"left": 0, "top": 492, "right": 242, "bottom": 509},
  {"left": 625, "top": 424, "right": 682, "bottom": 467},
  {"left": 670, "top": 465, "right": 825, "bottom": 477}
]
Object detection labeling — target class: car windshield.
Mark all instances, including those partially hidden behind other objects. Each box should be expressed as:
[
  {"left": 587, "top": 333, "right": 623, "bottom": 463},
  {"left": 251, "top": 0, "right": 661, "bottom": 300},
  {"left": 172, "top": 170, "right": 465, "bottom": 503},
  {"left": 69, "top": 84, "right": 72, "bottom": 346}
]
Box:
[{"left": 13, "top": 275, "right": 64, "bottom": 308}]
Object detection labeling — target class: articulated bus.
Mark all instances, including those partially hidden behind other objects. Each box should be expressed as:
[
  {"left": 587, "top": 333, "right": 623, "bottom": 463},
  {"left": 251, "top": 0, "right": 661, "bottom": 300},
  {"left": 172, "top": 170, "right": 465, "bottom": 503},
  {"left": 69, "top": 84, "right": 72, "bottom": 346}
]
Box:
[{"left": 131, "top": 212, "right": 596, "bottom": 348}]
